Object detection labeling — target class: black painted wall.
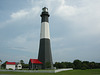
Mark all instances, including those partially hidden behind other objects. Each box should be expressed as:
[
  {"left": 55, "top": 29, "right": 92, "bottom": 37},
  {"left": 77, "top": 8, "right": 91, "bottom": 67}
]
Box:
[{"left": 38, "top": 39, "right": 53, "bottom": 69}]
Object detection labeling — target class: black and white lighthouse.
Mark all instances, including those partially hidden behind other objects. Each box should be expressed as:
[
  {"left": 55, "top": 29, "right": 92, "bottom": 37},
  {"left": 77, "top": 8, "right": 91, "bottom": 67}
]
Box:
[{"left": 38, "top": 7, "right": 53, "bottom": 69}]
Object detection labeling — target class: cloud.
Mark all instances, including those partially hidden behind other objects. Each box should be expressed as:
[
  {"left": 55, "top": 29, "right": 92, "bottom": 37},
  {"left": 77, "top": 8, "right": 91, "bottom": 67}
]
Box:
[
  {"left": 10, "top": 6, "right": 40, "bottom": 20},
  {"left": 9, "top": 47, "right": 28, "bottom": 51},
  {"left": 55, "top": 0, "right": 77, "bottom": 17},
  {"left": 54, "top": 0, "right": 100, "bottom": 36},
  {"left": 11, "top": 10, "right": 29, "bottom": 19},
  {"left": 7, "top": 31, "right": 39, "bottom": 52},
  {"left": 52, "top": 37, "right": 64, "bottom": 42},
  {"left": 0, "top": 6, "right": 40, "bottom": 29}
]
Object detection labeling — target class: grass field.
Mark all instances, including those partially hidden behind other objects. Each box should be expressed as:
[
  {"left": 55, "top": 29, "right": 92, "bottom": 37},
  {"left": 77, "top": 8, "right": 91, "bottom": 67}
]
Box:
[{"left": 0, "top": 69, "right": 100, "bottom": 75}]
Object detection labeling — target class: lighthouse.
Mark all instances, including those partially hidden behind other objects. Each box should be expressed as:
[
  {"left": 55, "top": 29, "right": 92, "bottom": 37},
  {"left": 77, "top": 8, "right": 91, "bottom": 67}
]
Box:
[{"left": 38, "top": 7, "right": 53, "bottom": 69}]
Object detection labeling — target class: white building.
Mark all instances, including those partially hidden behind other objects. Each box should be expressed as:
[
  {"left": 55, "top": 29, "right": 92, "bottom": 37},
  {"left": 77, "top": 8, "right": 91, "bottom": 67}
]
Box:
[
  {"left": 16, "top": 63, "right": 22, "bottom": 69},
  {"left": 6, "top": 62, "right": 22, "bottom": 70}
]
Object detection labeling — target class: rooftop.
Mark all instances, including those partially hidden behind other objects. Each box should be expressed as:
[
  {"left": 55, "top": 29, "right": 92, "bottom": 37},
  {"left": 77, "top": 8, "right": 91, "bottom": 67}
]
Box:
[
  {"left": 6, "top": 62, "right": 16, "bottom": 65},
  {"left": 30, "top": 59, "right": 43, "bottom": 64}
]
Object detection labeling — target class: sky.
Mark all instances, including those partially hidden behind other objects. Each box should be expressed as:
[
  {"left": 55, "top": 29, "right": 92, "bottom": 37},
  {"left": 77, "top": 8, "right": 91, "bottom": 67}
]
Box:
[{"left": 0, "top": 0, "right": 100, "bottom": 63}]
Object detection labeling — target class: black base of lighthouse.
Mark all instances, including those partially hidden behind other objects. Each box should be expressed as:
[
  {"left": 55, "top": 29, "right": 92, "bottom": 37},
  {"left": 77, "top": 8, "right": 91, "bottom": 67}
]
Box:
[{"left": 38, "top": 38, "right": 53, "bottom": 69}]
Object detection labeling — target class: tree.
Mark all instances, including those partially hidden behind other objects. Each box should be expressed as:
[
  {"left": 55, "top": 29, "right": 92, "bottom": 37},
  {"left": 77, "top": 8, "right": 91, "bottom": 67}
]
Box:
[
  {"left": 20, "top": 60, "right": 24, "bottom": 65},
  {"left": 54, "top": 62, "right": 66, "bottom": 68},
  {"left": 73, "top": 59, "right": 82, "bottom": 69},
  {"left": 95, "top": 63, "right": 100, "bottom": 69},
  {"left": 54, "top": 59, "right": 100, "bottom": 69},
  {"left": 89, "top": 62, "right": 95, "bottom": 69},
  {"left": 1, "top": 61, "right": 8, "bottom": 69},
  {"left": 65, "top": 62, "right": 74, "bottom": 68},
  {"left": 82, "top": 61, "right": 90, "bottom": 69},
  {"left": 60, "top": 62, "right": 66, "bottom": 68},
  {"left": 54, "top": 62, "right": 60, "bottom": 69}
]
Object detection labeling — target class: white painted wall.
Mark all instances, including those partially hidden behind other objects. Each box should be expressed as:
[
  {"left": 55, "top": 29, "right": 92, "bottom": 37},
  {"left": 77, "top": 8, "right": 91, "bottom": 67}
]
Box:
[
  {"left": 40, "top": 22, "right": 50, "bottom": 39},
  {"left": 55, "top": 68, "right": 73, "bottom": 73},
  {"left": 6, "top": 64, "right": 15, "bottom": 70}
]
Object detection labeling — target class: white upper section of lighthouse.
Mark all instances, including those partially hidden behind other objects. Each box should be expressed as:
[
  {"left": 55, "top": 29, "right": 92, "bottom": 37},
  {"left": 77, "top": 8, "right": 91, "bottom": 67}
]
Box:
[{"left": 40, "top": 22, "right": 50, "bottom": 39}]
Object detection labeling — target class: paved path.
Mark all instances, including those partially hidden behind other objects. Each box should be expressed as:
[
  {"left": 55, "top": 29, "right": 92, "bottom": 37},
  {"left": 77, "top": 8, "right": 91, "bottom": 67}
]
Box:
[{"left": 0, "top": 68, "right": 73, "bottom": 73}]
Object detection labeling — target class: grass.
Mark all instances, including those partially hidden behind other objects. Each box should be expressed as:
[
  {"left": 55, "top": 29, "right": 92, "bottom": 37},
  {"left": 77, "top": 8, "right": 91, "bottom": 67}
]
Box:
[{"left": 0, "top": 69, "right": 100, "bottom": 75}]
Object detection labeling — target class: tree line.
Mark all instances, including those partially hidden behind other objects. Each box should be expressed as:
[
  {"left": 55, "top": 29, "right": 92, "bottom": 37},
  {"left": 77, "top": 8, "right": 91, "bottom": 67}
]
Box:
[
  {"left": 54, "top": 59, "right": 100, "bottom": 70},
  {"left": 1, "top": 59, "right": 100, "bottom": 70}
]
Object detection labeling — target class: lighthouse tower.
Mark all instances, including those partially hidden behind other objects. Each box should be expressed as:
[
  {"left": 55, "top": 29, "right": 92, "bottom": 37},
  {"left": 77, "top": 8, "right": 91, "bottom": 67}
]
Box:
[{"left": 38, "top": 7, "right": 53, "bottom": 69}]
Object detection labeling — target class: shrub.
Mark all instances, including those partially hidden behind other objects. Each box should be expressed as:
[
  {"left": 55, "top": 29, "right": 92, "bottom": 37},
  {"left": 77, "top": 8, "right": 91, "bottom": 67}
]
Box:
[{"left": 9, "top": 68, "right": 13, "bottom": 70}]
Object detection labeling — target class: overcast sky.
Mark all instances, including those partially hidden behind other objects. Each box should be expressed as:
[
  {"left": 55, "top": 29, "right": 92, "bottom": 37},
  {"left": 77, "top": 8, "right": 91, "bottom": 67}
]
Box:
[{"left": 0, "top": 0, "right": 100, "bottom": 63}]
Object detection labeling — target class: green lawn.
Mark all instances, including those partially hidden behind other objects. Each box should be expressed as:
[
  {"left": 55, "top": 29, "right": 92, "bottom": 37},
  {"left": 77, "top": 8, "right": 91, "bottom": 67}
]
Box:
[{"left": 0, "top": 69, "right": 100, "bottom": 75}]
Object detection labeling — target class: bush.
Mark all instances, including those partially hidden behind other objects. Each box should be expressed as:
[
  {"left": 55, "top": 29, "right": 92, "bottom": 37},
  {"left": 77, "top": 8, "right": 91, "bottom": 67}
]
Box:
[
  {"left": 9, "top": 68, "right": 13, "bottom": 70},
  {"left": 45, "top": 62, "right": 51, "bottom": 68}
]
